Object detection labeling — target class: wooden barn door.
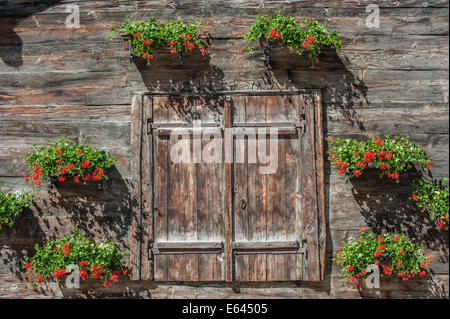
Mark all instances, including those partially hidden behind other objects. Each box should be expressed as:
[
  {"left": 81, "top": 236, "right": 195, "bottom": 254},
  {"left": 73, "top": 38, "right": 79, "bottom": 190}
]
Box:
[{"left": 130, "top": 92, "right": 325, "bottom": 282}]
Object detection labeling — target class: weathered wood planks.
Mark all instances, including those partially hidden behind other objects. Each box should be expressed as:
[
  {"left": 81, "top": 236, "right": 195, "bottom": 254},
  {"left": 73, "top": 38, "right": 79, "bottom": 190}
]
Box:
[{"left": 0, "top": 0, "right": 448, "bottom": 298}]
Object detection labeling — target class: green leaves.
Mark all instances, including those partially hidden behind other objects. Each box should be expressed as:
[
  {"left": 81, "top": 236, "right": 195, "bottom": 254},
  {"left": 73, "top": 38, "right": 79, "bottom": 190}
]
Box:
[
  {"left": 0, "top": 187, "right": 34, "bottom": 229},
  {"left": 326, "top": 134, "right": 431, "bottom": 181},
  {"left": 333, "top": 230, "right": 431, "bottom": 287},
  {"left": 243, "top": 12, "right": 342, "bottom": 65},
  {"left": 24, "top": 139, "right": 118, "bottom": 186},
  {"left": 22, "top": 229, "right": 127, "bottom": 286},
  {"left": 109, "top": 15, "right": 207, "bottom": 65},
  {"left": 411, "top": 178, "right": 449, "bottom": 230}
]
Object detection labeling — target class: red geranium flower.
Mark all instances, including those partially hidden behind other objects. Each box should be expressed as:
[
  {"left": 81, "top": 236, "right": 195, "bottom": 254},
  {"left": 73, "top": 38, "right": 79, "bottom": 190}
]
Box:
[
  {"left": 364, "top": 151, "right": 375, "bottom": 163},
  {"left": 79, "top": 269, "right": 87, "bottom": 280},
  {"left": 346, "top": 265, "right": 354, "bottom": 271},
  {"left": 92, "top": 167, "right": 104, "bottom": 181},
  {"left": 374, "top": 138, "right": 383, "bottom": 146},
  {"left": 25, "top": 262, "right": 33, "bottom": 269}
]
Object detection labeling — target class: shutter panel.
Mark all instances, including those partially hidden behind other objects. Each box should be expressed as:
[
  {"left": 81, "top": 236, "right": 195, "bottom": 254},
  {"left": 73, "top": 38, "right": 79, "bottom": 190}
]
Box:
[
  {"left": 231, "top": 95, "right": 305, "bottom": 281},
  {"left": 151, "top": 96, "right": 226, "bottom": 281}
]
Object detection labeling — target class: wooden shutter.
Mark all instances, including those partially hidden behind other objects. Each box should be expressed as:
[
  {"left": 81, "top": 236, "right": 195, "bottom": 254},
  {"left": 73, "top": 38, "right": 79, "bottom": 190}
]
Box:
[
  {"left": 130, "top": 91, "right": 325, "bottom": 282},
  {"left": 151, "top": 96, "right": 226, "bottom": 281},
  {"left": 230, "top": 94, "right": 324, "bottom": 281}
]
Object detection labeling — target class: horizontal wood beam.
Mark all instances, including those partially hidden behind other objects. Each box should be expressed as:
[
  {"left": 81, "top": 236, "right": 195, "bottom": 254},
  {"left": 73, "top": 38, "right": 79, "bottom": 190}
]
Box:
[
  {"left": 151, "top": 241, "right": 223, "bottom": 255},
  {"left": 232, "top": 241, "right": 306, "bottom": 255}
]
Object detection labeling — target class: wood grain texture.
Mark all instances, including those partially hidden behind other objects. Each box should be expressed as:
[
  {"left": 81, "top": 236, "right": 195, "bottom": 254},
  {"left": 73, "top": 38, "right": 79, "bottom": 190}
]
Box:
[{"left": 0, "top": 0, "right": 448, "bottom": 298}]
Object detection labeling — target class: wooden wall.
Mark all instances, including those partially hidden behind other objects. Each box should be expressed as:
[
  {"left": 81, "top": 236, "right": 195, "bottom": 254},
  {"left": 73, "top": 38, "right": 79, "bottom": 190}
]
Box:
[{"left": 0, "top": 0, "right": 448, "bottom": 298}]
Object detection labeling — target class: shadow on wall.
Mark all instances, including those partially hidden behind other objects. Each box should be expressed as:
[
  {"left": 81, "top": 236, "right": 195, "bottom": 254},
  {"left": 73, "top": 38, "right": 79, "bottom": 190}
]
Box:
[
  {"left": 264, "top": 47, "right": 368, "bottom": 132},
  {"left": 133, "top": 46, "right": 233, "bottom": 93},
  {"left": 0, "top": 0, "right": 63, "bottom": 68},
  {"left": 265, "top": 47, "right": 370, "bottom": 296},
  {"left": 351, "top": 168, "right": 449, "bottom": 262},
  {"left": 0, "top": 165, "right": 130, "bottom": 287}
]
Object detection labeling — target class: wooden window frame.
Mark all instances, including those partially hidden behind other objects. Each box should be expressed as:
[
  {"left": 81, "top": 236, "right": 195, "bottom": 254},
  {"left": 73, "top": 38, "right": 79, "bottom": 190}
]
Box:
[{"left": 130, "top": 90, "right": 326, "bottom": 282}]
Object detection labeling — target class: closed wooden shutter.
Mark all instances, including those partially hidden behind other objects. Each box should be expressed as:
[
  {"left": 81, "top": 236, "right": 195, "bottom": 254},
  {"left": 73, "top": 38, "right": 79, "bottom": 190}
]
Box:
[{"left": 130, "top": 91, "right": 325, "bottom": 282}]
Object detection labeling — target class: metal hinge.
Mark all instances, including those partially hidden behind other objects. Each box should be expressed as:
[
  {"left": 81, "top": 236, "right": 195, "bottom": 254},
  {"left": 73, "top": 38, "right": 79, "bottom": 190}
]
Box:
[
  {"left": 232, "top": 240, "right": 307, "bottom": 255},
  {"left": 150, "top": 241, "right": 223, "bottom": 256},
  {"left": 148, "top": 241, "right": 153, "bottom": 261},
  {"left": 147, "top": 121, "right": 221, "bottom": 135},
  {"left": 233, "top": 120, "right": 305, "bottom": 129}
]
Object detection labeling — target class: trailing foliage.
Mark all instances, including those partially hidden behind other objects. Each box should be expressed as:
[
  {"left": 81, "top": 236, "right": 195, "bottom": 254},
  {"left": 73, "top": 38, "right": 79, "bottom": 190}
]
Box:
[
  {"left": 24, "top": 139, "right": 118, "bottom": 185},
  {"left": 23, "top": 229, "right": 127, "bottom": 287},
  {"left": 411, "top": 178, "right": 449, "bottom": 230},
  {"left": 243, "top": 12, "right": 341, "bottom": 65},
  {"left": 0, "top": 186, "right": 34, "bottom": 229},
  {"left": 109, "top": 15, "right": 207, "bottom": 65},
  {"left": 333, "top": 229, "right": 431, "bottom": 288},
  {"left": 326, "top": 135, "right": 431, "bottom": 181}
]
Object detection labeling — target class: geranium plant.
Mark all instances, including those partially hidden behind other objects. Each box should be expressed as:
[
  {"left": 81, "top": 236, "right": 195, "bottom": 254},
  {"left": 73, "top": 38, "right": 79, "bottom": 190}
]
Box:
[
  {"left": 326, "top": 135, "right": 431, "bottom": 181},
  {"left": 411, "top": 178, "right": 449, "bottom": 231},
  {"left": 24, "top": 139, "right": 118, "bottom": 186},
  {"left": 22, "top": 229, "right": 127, "bottom": 287},
  {"left": 333, "top": 229, "right": 431, "bottom": 288},
  {"left": 109, "top": 15, "right": 207, "bottom": 65},
  {"left": 0, "top": 186, "right": 34, "bottom": 229},
  {"left": 243, "top": 12, "right": 341, "bottom": 65}
]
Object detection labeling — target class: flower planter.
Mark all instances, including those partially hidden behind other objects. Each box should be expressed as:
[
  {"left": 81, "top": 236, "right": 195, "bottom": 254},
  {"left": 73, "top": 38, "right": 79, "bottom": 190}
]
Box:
[
  {"left": 120, "top": 33, "right": 188, "bottom": 65},
  {"left": 333, "top": 230, "right": 432, "bottom": 288},
  {"left": 326, "top": 135, "right": 431, "bottom": 181},
  {"left": 25, "top": 139, "right": 117, "bottom": 189},
  {"left": 243, "top": 13, "right": 341, "bottom": 67},
  {"left": 23, "top": 229, "right": 127, "bottom": 287},
  {"left": 47, "top": 174, "right": 104, "bottom": 190},
  {"left": 258, "top": 37, "right": 325, "bottom": 67},
  {"left": 110, "top": 16, "right": 207, "bottom": 66}
]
